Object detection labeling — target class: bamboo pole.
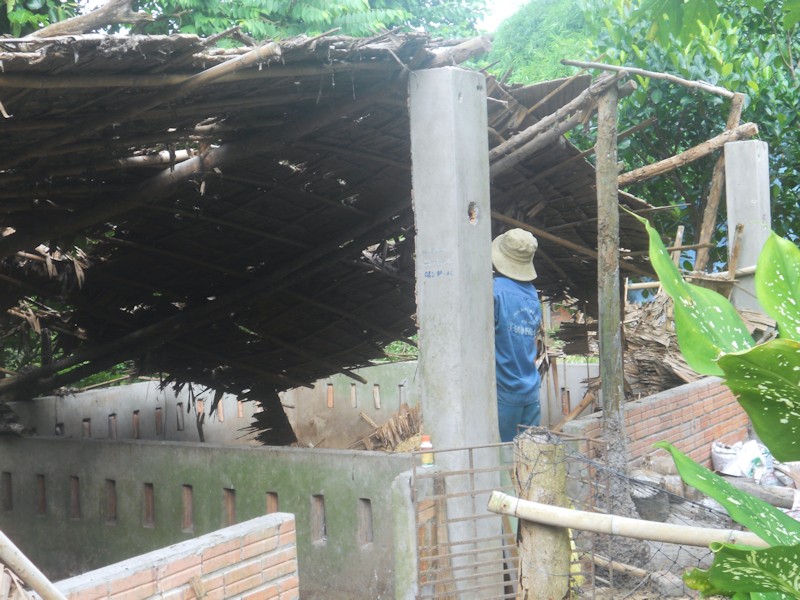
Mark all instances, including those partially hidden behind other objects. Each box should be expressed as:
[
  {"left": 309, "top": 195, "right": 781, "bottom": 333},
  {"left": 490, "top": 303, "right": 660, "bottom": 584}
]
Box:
[
  {"left": 617, "top": 123, "right": 758, "bottom": 188},
  {"left": 489, "top": 73, "right": 626, "bottom": 165},
  {"left": 487, "top": 491, "right": 768, "bottom": 548},
  {"left": 0, "top": 529, "right": 66, "bottom": 600},
  {"left": 694, "top": 92, "right": 747, "bottom": 272},
  {"left": 561, "top": 59, "right": 736, "bottom": 99}
]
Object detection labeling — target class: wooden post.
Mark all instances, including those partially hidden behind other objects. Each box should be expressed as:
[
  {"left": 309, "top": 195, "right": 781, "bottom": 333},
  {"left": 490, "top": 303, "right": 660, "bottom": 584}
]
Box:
[
  {"left": 513, "top": 428, "right": 571, "bottom": 600},
  {"left": 596, "top": 84, "right": 625, "bottom": 439}
]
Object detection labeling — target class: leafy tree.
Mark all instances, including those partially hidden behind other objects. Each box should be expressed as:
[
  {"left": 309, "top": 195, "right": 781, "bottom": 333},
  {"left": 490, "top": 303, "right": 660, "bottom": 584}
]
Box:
[
  {"left": 485, "top": 0, "right": 590, "bottom": 82},
  {"left": 582, "top": 0, "right": 800, "bottom": 260},
  {"left": 2, "top": 0, "right": 488, "bottom": 39}
]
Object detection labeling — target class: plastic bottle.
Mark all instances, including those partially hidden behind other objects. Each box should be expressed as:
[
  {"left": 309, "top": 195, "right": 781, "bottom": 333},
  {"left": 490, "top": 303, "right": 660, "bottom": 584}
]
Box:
[{"left": 420, "top": 434, "right": 434, "bottom": 468}]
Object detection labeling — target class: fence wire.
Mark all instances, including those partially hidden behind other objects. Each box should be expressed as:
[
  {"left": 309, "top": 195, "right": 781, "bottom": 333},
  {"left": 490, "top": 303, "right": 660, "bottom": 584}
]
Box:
[{"left": 412, "top": 430, "right": 738, "bottom": 599}]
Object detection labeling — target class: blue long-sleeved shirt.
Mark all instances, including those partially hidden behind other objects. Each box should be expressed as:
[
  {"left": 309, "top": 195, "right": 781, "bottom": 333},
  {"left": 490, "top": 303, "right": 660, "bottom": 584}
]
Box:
[{"left": 494, "top": 275, "right": 542, "bottom": 405}]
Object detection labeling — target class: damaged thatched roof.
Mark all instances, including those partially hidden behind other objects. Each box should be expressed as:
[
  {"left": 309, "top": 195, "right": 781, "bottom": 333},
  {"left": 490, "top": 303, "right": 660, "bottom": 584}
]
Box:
[{"left": 0, "top": 30, "right": 653, "bottom": 439}]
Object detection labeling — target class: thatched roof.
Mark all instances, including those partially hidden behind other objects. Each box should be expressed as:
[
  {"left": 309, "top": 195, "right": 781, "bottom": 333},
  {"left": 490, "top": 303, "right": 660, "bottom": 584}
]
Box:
[{"left": 0, "top": 31, "right": 653, "bottom": 439}]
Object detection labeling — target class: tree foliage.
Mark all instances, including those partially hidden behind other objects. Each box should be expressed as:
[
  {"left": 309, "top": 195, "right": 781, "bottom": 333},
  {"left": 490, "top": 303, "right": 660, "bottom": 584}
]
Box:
[
  {"left": 486, "top": 0, "right": 590, "bottom": 82},
  {"left": 487, "top": 0, "right": 800, "bottom": 266},
  {"left": 1, "top": 0, "right": 487, "bottom": 39}
]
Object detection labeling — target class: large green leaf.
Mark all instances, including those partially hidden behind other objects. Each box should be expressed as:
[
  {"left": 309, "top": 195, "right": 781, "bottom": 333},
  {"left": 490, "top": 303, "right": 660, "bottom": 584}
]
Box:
[
  {"left": 717, "top": 339, "right": 800, "bottom": 462},
  {"left": 687, "top": 543, "right": 800, "bottom": 598},
  {"left": 756, "top": 233, "right": 800, "bottom": 342},
  {"left": 635, "top": 213, "right": 754, "bottom": 375},
  {"left": 653, "top": 443, "right": 800, "bottom": 545}
]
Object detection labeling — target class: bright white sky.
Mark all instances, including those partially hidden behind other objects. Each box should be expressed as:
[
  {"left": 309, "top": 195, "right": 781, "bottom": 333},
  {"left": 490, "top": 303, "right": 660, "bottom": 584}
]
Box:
[{"left": 479, "top": 0, "right": 529, "bottom": 32}]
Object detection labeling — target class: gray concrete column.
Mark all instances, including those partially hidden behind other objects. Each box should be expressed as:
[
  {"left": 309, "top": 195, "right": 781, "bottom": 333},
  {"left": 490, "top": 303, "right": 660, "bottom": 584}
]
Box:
[
  {"left": 725, "top": 140, "right": 771, "bottom": 311},
  {"left": 409, "top": 67, "right": 503, "bottom": 597}
]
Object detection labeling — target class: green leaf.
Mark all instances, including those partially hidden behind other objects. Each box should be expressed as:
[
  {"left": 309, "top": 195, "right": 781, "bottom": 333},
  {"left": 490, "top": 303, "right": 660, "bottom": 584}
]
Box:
[
  {"left": 633, "top": 212, "right": 754, "bottom": 375},
  {"left": 718, "top": 339, "right": 800, "bottom": 462},
  {"left": 756, "top": 233, "right": 800, "bottom": 341},
  {"left": 653, "top": 442, "right": 800, "bottom": 546},
  {"left": 699, "top": 543, "right": 800, "bottom": 597},
  {"left": 784, "top": 0, "right": 800, "bottom": 29}
]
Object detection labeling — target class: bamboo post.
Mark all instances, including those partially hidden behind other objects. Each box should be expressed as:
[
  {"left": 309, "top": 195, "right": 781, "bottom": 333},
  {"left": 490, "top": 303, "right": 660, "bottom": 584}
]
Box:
[
  {"left": 513, "top": 428, "right": 571, "bottom": 600},
  {"left": 0, "top": 529, "right": 66, "bottom": 600}
]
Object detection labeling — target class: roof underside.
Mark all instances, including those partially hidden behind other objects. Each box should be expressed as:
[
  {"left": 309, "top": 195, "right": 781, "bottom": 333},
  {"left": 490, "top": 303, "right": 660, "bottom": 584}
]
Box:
[{"left": 0, "top": 32, "right": 653, "bottom": 436}]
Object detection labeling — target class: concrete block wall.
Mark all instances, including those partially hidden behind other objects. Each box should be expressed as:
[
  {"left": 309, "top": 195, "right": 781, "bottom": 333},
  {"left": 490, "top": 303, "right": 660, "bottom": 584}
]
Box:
[
  {"left": 283, "top": 359, "right": 597, "bottom": 447},
  {"left": 563, "top": 377, "right": 749, "bottom": 466},
  {"left": 0, "top": 437, "right": 415, "bottom": 599},
  {"left": 8, "top": 380, "right": 260, "bottom": 445},
  {"left": 54, "top": 514, "right": 298, "bottom": 600}
]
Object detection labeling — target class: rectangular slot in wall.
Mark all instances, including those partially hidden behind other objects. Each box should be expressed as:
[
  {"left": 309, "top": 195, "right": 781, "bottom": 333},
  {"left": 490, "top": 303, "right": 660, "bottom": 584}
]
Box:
[
  {"left": 350, "top": 383, "right": 357, "bottom": 408},
  {"left": 143, "top": 483, "right": 155, "bottom": 528},
  {"left": 266, "top": 492, "right": 279, "bottom": 514},
  {"left": 237, "top": 400, "right": 245, "bottom": 419},
  {"left": 311, "top": 494, "right": 327, "bottom": 544},
  {"left": 154, "top": 407, "right": 163, "bottom": 436},
  {"left": 105, "top": 480, "right": 117, "bottom": 524},
  {"left": 373, "top": 384, "right": 381, "bottom": 409},
  {"left": 223, "top": 488, "right": 236, "bottom": 526},
  {"left": 132, "top": 411, "right": 140, "bottom": 439},
  {"left": 81, "top": 418, "right": 91, "bottom": 438},
  {"left": 36, "top": 474, "right": 45, "bottom": 515},
  {"left": 398, "top": 383, "right": 406, "bottom": 409},
  {"left": 176, "top": 403, "right": 184, "bottom": 431},
  {"left": 108, "top": 413, "right": 117, "bottom": 439},
  {"left": 69, "top": 476, "right": 81, "bottom": 519},
  {"left": 326, "top": 383, "right": 334, "bottom": 408},
  {"left": 216, "top": 398, "right": 224, "bottom": 422},
  {"left": 1, "top": 472, "right": 11, "bottom": 512},
  {"left": 358, "top": 498, "right": 374, "bottom": 546},
  {"left": 182, "top": 485, "right": 193, "bottom": 532}
]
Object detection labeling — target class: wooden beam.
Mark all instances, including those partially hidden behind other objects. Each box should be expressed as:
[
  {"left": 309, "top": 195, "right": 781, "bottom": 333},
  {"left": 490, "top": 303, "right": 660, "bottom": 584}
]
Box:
[
  {"left": 561, "top": 59, "right": 736, "bottom": 99},
  {"left": 491, "top": 211, "right": 652, "bottom": 278},
  {"left": 617, "top": 123, "right": 758, "bottom": 188},
  {"left": 694, "top": 92, "right": 746, "bottom": 272}
]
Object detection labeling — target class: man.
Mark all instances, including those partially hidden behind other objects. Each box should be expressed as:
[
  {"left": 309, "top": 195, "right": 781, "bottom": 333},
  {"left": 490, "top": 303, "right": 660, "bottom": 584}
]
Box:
[{"left": 492, "top": 228, "right": 542, "bottom": 442}]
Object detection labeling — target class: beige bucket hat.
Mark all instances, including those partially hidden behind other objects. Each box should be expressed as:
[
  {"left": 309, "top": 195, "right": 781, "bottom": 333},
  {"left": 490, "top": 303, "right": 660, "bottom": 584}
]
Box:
[{"left": 491, "top": 228, "right": 538, "bottom": 281}]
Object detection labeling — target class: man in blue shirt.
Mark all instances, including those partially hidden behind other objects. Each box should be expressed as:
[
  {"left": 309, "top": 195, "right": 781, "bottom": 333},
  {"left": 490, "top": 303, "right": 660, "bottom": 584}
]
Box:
[{"left": 492, "top": 228, "right": 542, "bottom": 442}]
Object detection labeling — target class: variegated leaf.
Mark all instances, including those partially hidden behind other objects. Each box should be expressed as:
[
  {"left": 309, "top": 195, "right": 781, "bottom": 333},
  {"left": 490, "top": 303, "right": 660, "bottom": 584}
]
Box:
[{"left": 756, "top": 232, "right": 800, "bottom": 342}]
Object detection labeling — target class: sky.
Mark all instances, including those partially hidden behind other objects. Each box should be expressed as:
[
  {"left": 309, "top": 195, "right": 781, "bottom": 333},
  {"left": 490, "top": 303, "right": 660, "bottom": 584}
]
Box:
[{"left": 479, "top": 0, "right": 529, "bottom": 32}]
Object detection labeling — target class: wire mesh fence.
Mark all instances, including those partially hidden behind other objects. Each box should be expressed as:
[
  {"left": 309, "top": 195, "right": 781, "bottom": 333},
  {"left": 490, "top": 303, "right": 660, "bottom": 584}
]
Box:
[{"left": 412, "top": 430, "right": 737, "bottom": 599}]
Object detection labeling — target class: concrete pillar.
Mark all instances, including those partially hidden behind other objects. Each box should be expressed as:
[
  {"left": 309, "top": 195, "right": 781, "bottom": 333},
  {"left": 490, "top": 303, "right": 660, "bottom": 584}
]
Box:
[
  {"left": 409, "top": 67, "right": 502, "bottom": 596},
  {"left": 725, "top": 140, "right": 771, "bottom": 312}
]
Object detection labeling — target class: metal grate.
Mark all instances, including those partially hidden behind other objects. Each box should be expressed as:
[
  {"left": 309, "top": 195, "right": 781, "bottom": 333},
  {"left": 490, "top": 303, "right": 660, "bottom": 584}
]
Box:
[{"left": 412, "top": 442, "right": 518, "bottom": 600}]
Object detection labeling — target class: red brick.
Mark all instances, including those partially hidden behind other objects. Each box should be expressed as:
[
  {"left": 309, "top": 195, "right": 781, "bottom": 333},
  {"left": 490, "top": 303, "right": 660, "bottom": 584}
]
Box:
[
  {"left": 157, "top": 588, "right": 186, "bottom": 600},
  {"left": 262, "top": 560, "right": 296, "bottom": 583},
  {"left": 278, "top": 530, "right": 296, "bottom": 547},
  {"left": 225, "top": 572, "right": 263, "bottom": 596},
  {"left": 223, "top": 558, "right": 263, "bottom": 586},
  {"left": 109, "top": 568, "right": 156, "bottom": 594},
  {"left": 241, "top": 583, "right": 281, "bottom": 600},
  {"left": 161, "top": 553, "right": 202, "bottom": 578},
  {"left": 279, "top": 575, "right": 299, "bottom": 594},
  {"left": 67, "top": 585, "right": 108, "bottom": 600},
  {"left": 202, "top": 538, "right": 241, "bottom": 561},
  {"left": 109, "top": 581, "right": 158, "bottom": 600},
  {"left": 158, "top": 564, "right": 203, "bottom": 592},
  {"left": 203, "top": 549, "right": 241, "bottom": 573},
  {"left": 261, "top": 548, "right": 295, "bottom": 571}
]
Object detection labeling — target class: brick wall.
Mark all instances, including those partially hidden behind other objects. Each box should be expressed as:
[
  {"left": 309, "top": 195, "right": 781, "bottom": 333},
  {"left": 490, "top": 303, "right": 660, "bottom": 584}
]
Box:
[
  {"left": 563, "top": 377, "right": 750, "bottom": 467},
  {"left": 55, "top": 514, "right": 298, "bottom": 600}
]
